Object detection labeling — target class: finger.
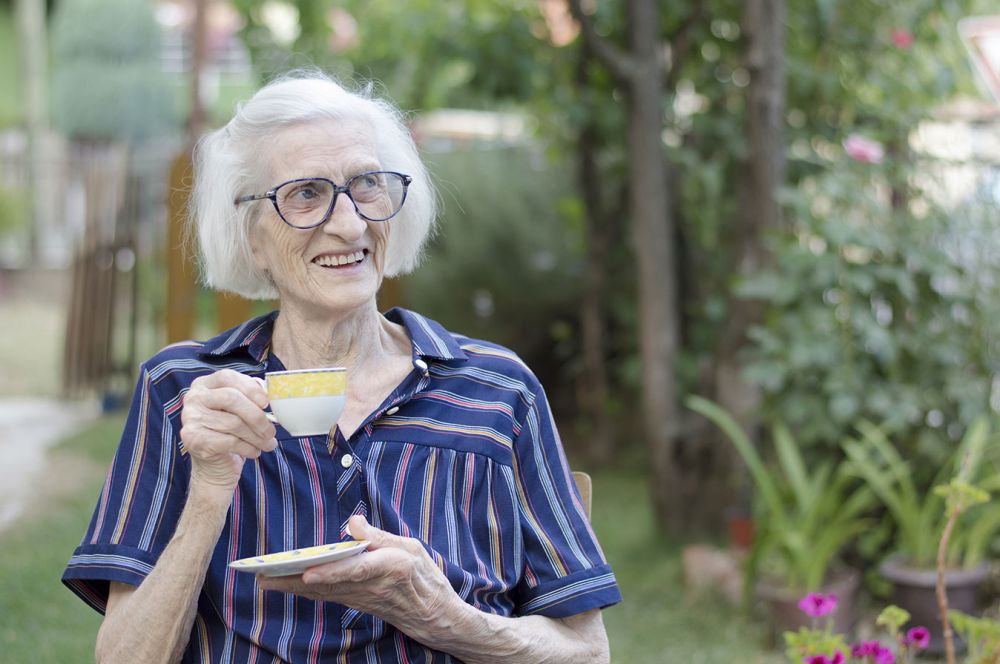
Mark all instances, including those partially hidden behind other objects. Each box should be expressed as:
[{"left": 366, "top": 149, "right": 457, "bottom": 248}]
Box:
[
  {"left": 201, "top": 409, "right": 276, "bottom": 449},
  {"left": 347, "top": 516, "right": 425, "bottom": 557},
  {"left": 194, "top": 369, "right": 270, "bottom": 409},
  {"left": 187, "top": 428, "right": 266, "bottom": 460},
  {"left": 194, "top": 387, "right": 275, "bottom": 440}
]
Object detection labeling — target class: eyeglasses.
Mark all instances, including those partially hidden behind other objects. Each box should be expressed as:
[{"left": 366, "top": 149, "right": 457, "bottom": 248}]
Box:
[{"left": 235, "top": 171, "right": 412, "bottom": 228}]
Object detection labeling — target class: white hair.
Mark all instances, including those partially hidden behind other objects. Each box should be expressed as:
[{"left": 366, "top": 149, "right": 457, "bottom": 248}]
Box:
[{"left": 190, "top": 71, "right": 436, "bottom": 299}]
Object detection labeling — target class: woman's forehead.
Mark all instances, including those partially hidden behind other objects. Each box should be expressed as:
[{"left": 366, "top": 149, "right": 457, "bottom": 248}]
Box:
[{"left": 266, "top": 118, "right": 379, "bottom": 181}]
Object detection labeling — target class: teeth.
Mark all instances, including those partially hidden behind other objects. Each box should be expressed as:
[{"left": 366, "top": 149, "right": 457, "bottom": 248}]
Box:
[{"left": 315, "top": 250, "right": 365, "bottom": 267}]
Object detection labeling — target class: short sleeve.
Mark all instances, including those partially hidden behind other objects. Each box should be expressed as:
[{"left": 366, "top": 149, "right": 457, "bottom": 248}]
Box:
[
  {"left": 62, "top": 362, "right": 189, "bottom": 613},
  {"left": 511, "top": 383, "right": 622, "bottom": 617}
]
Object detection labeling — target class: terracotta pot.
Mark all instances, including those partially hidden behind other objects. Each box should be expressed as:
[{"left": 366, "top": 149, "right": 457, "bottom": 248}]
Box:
[
  {"left": 755, "top": 567, "right": 861, "bottom": 647},
  {"left": 879, "top": 555, "right": 988, "bottom": 656},
  {"left": 727, "top": 516, "right": 755, "bottom": 552}
]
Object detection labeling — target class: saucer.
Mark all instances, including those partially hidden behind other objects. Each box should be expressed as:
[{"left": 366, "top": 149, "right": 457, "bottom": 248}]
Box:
[{"left": 229, "top": 540, "right": 369, "bottom": 577}]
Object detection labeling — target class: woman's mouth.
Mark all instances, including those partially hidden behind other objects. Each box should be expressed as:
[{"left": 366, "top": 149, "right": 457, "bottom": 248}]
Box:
[{"left": 312, "top": 249, "right": 367, "bottom": 269}]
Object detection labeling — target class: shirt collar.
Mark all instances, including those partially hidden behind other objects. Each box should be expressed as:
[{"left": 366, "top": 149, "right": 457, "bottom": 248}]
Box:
[
  {"left": 196, "top": 310, "right": 279, "bottom": 363},
  {"left": 195, "top": 307, "right": 467, "bottom": 363},
  {"left": 384, "top": 307, "right": 468, "bottom": 362}
]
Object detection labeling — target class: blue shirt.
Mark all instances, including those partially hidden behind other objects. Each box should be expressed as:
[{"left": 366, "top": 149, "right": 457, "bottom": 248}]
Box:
[{"left": 63, "top": 308, "right": 621, "bottom": 663}]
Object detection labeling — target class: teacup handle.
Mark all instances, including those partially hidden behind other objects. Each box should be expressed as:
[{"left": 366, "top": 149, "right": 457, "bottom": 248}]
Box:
[{"left": 259, "top": 376, "right": 278, "bottom": 425}]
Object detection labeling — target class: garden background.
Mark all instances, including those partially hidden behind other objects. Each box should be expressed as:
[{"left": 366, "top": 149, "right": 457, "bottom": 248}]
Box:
[{"left": 0, "top": 0, "right": 999, "bottom": 662}]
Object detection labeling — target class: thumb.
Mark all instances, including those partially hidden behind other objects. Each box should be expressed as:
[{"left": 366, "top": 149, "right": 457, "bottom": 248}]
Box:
[
  {"left": 347, "top": 514, "right": 378, "bottom": 542},
  {"left": 348, "top": 515, "right": 409, "bottom": 552}
]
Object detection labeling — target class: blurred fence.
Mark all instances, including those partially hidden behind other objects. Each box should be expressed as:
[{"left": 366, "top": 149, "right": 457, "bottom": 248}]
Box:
[{"left": 0, "top": 128, "right": 179, "bottom": 400}]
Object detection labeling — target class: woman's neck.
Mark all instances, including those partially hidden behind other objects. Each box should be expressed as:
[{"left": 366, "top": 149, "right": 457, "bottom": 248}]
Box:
[{"left": 270, "top": 303, "right": 408, "bottom": 375}]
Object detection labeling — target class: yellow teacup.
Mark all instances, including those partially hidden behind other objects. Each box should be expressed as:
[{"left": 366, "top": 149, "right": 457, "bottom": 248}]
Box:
[{"left": 265, "top": 368, "right": 346, "bottom": 436}]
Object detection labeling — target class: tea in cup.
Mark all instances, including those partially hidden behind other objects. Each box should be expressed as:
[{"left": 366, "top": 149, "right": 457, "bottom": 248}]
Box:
[{"left": 265, "top": 368, "right": 346, "bottom": 436}]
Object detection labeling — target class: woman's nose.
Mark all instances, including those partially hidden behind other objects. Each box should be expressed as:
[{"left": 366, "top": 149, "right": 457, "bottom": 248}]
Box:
[{"left": 321, "top": 194, "right": 366, "bottom": 240}]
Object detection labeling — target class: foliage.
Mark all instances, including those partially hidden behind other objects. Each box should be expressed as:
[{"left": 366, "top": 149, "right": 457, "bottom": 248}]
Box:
[
  {"left": 0, "top": 184, "right": 28, "bottom": 236},
  {"left": 842, "top": 417, "right": 1000, "bottom": 569},
  {"left": 233, "top": 0, "right": 552, "bottom": 112},
  {"left": 405, "top": 146, "right": 583, "bottom": 394},
  {"left": 738, "top": 0, "right": 1000, "bottom": 460},
  {"left": 739, "top": 163, "right": 999, "bottom": 456},
  {"left": 948, "top": 611, "right": 1000, "bottom": 664},
  {"left": 0, "top": 8, "right": 19, "bottom": 127},
  {"left": 687, "top": 395, "right": 872, "bottom": 592},
  {"left": 50, "top": 0, "right": 176, "bottom": 140},
  {"left": 784, "top": 601, "right": 930, "bottom": 663}
]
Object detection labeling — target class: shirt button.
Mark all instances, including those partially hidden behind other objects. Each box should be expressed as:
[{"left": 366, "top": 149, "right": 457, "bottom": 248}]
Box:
[
  {"left": 340, "top": 454, "right": 353, "bottom": 468},
  {"left": 386, "top": 406, "right": 399, "bottom": 415},
  {"left": 414, "top": 359, "right": 428, "bottom": 372}
]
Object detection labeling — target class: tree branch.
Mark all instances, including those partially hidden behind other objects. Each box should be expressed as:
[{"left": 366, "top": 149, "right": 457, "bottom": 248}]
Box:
[{"left": 566, "top": 0, "right": 635, "bottom": 83}]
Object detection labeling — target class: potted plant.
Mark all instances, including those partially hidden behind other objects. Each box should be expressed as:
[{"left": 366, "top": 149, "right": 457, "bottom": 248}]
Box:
[
  {"left": 687, "top": 396, "right": 874, "bottom": 640},
  {"left": 841, "top": 417, "right": 1000, "bottom": 654}
]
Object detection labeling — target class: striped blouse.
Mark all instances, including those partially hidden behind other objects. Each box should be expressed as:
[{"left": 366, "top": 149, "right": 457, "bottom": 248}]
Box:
[{"left": 63, "top": 308, "right": 621, "bottom": 662}]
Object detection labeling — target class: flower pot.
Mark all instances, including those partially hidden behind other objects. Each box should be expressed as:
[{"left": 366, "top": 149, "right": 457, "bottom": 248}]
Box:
[
  {"left": 755, "top": 567, "right": 860, "bottom": 647},
  {"left": 879, "top": 555, "right": 988, "bottom": 656},
  {"left": 726, "top": 514, "right": 755, "bottom": 552}
]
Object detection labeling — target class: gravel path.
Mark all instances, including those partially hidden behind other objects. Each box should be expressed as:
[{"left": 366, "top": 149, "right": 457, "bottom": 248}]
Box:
[{"left": 0, "top": 398, "right": 99, "bottom": 531}]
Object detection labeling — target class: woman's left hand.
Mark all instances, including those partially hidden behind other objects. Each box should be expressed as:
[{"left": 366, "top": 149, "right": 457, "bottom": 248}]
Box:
[{"left": 257, "top": 515, "right": 461, "bottom": 642}]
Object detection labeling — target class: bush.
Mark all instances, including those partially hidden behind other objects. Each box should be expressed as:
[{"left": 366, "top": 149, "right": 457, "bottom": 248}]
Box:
[
  {"left": 407, "top": 144, "right": 583, "bottom": 402},
  {"left": 740, "top": 160, "right": 999, "bottom": 463}
]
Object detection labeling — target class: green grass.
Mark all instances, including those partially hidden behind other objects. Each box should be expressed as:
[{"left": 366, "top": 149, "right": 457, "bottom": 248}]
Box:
[
  {"left": 592, "top": 471, "right": 783, "bottom": 663},
  {"left": 0, "top": 415, "right": 123, "bottom": 661},
  {"left": 0, "top": 416, "right": 785, "bottom": 662}
]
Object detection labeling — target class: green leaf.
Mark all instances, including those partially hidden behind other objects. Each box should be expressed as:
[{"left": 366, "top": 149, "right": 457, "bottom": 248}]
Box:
[
  {"left": 686, "top": 396, "right": 787, "bottom": 522},
  {"left": 774, "top": 424, "right": 810, "bottom": 511}
]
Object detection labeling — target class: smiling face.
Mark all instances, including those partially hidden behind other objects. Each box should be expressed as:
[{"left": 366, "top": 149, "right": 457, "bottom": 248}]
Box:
[{"left": 247, "top": 118, "right": 392, "bottom": 320}]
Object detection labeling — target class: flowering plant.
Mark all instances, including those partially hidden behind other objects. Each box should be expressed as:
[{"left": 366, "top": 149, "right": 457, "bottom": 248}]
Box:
[{"left": 784, "top": 594, "right": 930, "bottom": 663}]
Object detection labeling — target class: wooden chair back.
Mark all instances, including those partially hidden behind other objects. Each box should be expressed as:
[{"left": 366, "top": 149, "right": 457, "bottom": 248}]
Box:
[{"left": 572, "top": 471, "right": 593, "bottom": 520}]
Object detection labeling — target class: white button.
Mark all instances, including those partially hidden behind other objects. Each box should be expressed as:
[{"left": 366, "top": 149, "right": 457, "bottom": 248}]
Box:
[
  {"left": 414, "top": 359, "right": 428, "bottom": 371},
  {"left": 340, "top": 454, "right": 353, "bottom": 468},
  {"left": 386, "top": 406, "right": 399, "bottom": 415}
]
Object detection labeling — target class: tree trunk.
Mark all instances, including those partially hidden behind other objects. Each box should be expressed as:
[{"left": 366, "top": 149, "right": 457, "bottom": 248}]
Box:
[
  {"left": 568, "top": 0, "right": 685, "bottom": 532},
  {"left": 707, "top": 0, "right": 786, "bottom": 523},
  {"left": 626, "top": 0, "right": 683, "bottom": 532},
  {"left": 15, "top": 0, "right": 49, "bottom": 262},
  {"left": 575, "top": 42, "right": 614, "bottom": 465}
]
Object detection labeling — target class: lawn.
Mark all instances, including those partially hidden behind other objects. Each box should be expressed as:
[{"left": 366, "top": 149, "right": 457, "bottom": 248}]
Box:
[{"left": 0, "top": 415, "right": 783, "bottom": 663}]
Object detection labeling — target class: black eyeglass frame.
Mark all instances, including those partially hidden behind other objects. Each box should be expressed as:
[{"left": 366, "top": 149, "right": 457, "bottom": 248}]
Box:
[{"left": 234, "top": 171, "right": 413, "bottom": 228}]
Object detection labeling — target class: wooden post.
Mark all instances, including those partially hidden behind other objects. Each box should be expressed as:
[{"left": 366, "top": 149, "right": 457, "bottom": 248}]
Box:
[
  {"left": 216, "top": 291, "right": 252, "bottom": 331},
  {"left": 165, "top": 153, "right": 196, "bottom": 343}
]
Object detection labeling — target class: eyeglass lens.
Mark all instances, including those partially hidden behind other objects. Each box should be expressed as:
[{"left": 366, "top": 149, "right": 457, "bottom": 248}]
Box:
[{"left": 275, "top": 172, "right": 407, "bottom": 226}]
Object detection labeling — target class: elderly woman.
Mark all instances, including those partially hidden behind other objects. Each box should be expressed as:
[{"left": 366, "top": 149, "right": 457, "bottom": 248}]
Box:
[{"left": 62, "top": 73, "right": 621, "bottom": 663}]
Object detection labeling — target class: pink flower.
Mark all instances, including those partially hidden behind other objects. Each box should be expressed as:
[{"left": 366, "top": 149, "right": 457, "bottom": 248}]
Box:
[
  {"left": 874, "top": 645, "right": 896, "bottom": 664},
  {"left": 843, "top": 134, "right": 885, "bottom": 164},
  {"left": 891, "top": 28, "right": 914, "bottom": 49},
  {"left": 803, "top": 653, "right": 845, "bottom": 664},
  {"left": 905, "top": 626, "right": 930, "bottom": 649},
  {"left": 798, "top": 592, "right": 838, "bottom": 617},
  {"left": 851, "top": 640, "right": 880, "bottom": 657}
]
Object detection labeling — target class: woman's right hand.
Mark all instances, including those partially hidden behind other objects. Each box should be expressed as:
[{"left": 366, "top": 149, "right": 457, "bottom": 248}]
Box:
[{"left": 180, "top": 369, "right": 277, "bottom": 492}]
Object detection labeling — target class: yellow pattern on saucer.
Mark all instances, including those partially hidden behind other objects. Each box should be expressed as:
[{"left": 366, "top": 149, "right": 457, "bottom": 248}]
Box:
[{"left": 267, "top": 369, "right": 347, "bottom": 399}]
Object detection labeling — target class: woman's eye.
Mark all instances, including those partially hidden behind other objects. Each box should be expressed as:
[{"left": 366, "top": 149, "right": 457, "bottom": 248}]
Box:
[{"left": 293, "top": 186, "right": 320, "bottom": 200}]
